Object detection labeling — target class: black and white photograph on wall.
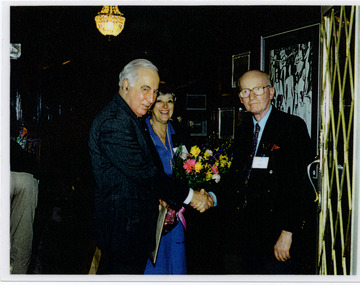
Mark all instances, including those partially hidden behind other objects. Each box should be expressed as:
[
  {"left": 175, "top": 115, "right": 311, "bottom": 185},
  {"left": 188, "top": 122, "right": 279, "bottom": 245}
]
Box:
[
  {"left": 269, "top": 42, "right": 313, "bottom": 135},
  {"left": 261, "top": 24, "right": 320, "bottom": 143}
]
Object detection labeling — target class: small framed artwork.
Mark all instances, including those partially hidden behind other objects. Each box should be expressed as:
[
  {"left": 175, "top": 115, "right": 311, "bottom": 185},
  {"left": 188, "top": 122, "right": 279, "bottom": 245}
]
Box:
[
  {"left": 260, "top": 23, "right": 320, "bottom": 145},
  {"left": 188, "top": 120, "right": 207, "bottom": 136},
  {"left": 10, "top": 43, "right": 21, "bottom": 59},
  {"left": 218, "top": 107, "right": 235, "bottom": 139},
  {"left": 186, "top": 94, "right": 206, "bottom": 110},
  {"left": 232, "top": 52, "right": 251, "bottom": 88}
]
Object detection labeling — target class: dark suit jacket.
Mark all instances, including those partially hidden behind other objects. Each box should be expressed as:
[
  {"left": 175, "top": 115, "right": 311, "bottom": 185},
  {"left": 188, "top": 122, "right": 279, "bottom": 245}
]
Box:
[
  {"left": 219, "top": 107, "right": 314, "bottom": 255},
  {"left": 88, "top": 94, "right": 189, "bottom": 254}
]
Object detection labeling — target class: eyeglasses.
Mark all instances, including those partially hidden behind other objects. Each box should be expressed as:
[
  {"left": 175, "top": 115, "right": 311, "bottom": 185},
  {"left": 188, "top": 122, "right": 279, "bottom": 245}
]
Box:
[{"left": 239, "top": 85, "right": 271, "bottom": 98}]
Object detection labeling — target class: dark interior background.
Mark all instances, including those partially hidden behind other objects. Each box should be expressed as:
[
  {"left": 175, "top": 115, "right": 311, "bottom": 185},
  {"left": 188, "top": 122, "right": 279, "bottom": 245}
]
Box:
[
  {"left": 9, "top": 5, "right": 321, "bottom": 274},
  {"left": 10, "top": 5, "right": 322, "bottom": 127}
]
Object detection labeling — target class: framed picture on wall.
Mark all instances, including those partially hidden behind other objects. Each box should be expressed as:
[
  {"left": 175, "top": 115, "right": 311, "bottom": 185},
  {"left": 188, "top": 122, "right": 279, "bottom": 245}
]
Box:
[
  {"left": 186, "top": 94, "right": 206, "bottom": 110},
  {"left": 260, "top": 24, "right": 320, "bottom": 143},
  {"left": 232, "top": 52, "right": 251, "bottom": 88},
  {"left": 188, "top": 120, "right": 207, "bottom": 136},
  {"left": 218, "top": 107, "right": 235, "bottom": 139}
]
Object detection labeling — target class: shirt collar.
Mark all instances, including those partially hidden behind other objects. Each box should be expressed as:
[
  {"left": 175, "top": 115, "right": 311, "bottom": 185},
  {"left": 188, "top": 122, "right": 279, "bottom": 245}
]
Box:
[
  {"left": 252, "top": 104, "right": 272, "bottom": 130},
  {"left": 145, "top": 116, "right": 176, "bottom": 136}
]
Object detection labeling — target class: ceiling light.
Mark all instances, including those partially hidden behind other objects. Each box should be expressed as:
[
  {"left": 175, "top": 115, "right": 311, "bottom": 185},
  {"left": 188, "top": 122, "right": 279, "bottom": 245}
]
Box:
[{"left": 95, "top": 6, "right": 125, "bottom": 37}]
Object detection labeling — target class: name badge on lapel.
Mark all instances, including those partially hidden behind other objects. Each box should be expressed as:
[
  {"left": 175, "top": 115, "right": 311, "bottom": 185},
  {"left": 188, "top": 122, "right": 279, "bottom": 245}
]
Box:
[{"left": 252, "top": 156, "right": 269, "bottom": 169}]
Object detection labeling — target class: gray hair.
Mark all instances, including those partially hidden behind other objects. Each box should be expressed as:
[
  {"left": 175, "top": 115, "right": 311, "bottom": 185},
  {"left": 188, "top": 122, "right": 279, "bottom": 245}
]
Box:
[{"left": 118, "top": 59, "right": 158, "bottom": 87}]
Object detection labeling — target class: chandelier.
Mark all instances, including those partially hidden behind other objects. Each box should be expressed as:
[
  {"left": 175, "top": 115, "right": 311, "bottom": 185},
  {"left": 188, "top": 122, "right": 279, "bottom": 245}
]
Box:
[{"left": 95, "top": 6, "right": 126, "bottom": 37}]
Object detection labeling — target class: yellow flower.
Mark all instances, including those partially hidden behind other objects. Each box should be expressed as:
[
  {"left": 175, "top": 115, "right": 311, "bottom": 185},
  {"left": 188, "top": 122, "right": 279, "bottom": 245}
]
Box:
[
  {"left": 219, "top": 154, "right": 227, "bottom": 160},
  {"left": 195, "top": 162, "right": 203, "bottom": 173},
  {"left": 217, "top": 154, "right": 229, "bottom": 167},
  {"left": 190, "top": 146, "right": 201, "bottom": 158},
  {"left": 227, "top": 161, "right": 232, "bottom": 168},
  {"left": 219, "top": 158, "right": 227, "bottom": 168},
  {"left": 206, "top": 170, "right": 213, "bottom": 181},
  {"left": 204, "top": 149, "right": 213, "bottom": 160},
  {"left": 203, "top": 152, "right": 211, "bottom": 160}
]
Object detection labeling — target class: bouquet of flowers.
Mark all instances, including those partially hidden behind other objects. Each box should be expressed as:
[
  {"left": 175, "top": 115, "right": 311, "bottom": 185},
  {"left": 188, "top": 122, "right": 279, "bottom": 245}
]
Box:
[{"left": 172, "top": 134, "right": 233, "bottom": 189}]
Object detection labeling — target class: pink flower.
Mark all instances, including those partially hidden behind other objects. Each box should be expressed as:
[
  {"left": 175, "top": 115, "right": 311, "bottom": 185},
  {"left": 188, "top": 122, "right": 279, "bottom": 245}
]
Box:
[
  {"left": 183, "top": 159, "right": 196, "bottom": 173},
  {"left": 211, "top": 164, "right": 219, "bottom": 174}
]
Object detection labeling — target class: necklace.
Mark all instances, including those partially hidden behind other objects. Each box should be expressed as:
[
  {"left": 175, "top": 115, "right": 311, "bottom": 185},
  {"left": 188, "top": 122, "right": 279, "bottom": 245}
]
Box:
[
  {"left": 150, "top": 119, "right": 167, "bottom": 146},
  {"left": 150, "top": 118, "right": 175, "bottom": 171}
]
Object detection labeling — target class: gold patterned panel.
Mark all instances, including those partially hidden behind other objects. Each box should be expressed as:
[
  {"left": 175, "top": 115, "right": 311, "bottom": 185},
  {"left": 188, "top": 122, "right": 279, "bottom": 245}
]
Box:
[{"left": 318, "top": 6, "right": 356, "bottom": 275}]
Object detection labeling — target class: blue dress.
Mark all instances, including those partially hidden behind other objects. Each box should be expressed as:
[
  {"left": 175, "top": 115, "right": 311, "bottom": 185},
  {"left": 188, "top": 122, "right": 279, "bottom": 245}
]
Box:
[{"left": 144, "top": 117, "right": 187, "bottom": 274}]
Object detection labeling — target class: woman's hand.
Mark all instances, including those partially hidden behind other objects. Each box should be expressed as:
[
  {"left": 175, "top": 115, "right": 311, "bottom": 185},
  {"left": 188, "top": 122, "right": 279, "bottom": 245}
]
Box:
[{"left": 159, "top": 199, "right": 168, "bottom": 211}]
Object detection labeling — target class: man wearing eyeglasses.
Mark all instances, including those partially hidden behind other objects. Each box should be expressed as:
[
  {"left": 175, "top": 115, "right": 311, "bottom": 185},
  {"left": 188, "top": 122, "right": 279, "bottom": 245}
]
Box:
[{"left": 219, "top": 70, "right": 314, "bottom": 274}]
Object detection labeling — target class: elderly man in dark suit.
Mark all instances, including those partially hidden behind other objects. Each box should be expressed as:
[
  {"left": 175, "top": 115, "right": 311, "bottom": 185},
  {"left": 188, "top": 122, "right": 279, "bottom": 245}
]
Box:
[
  {"left": 220, "top": 70, "right": 314, "bottom": 274},
  {"left": 88, "top": 59, "right": 213, "bottom": 274}
]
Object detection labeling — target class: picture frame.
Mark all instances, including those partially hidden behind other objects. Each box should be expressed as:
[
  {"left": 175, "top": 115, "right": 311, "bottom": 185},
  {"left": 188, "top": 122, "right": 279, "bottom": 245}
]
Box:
[
  {"left": 188, "top": 120, "right": 207, "bottom": 136},
  {"left": 232, "top": 51, "right": 251, "bottom": 88},
  {"left": 186, "top": 94, "right": 206, "bottom": 110},
  {"left": 260, "top": 24, "right": 320, "bottom": 143},
  {"left": 218, "top": 107, "right": 235, "bottom": 139}
]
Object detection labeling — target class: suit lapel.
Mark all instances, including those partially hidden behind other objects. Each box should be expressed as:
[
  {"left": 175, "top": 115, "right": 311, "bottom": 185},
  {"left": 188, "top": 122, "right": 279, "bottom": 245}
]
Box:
[
  {"left": 140, "top": 118, "right": 165, "bottom": 170},
  {"left": 256, "top": 108, "right": 280, "bottom": 157},
  {"left": 116, "top": 94, "right": 165, "bottom": 171}
]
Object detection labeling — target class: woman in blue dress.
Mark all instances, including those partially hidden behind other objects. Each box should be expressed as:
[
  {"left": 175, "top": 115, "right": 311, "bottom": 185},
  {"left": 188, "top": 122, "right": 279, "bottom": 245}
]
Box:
[{"left": 144, "top": 83, "right": 187, "bottom": 274}]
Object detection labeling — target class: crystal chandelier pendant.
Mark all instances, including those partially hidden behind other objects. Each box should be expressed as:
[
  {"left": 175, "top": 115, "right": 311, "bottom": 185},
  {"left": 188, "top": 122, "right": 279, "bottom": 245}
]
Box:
[{"left": 95, "top": 6, "right": 126, "bottom": 37}]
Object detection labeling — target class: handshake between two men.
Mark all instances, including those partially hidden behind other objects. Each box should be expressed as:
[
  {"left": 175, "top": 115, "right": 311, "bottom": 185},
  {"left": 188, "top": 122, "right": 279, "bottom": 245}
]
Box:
[
  {"left": 190, "top": 189, "right": 214, "bottom": 213},
  {"left": 159, "top": 189, "right": 214, "bottom": 214}
]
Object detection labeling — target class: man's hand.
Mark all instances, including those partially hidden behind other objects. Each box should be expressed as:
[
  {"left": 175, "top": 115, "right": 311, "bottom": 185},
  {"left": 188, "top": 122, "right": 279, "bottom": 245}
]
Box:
[
  {"left": 190, "top": 189, "right": 214, "bottom": 213},
  {"left": 274, "top": 230, "right": 293, "bottom": 262}
]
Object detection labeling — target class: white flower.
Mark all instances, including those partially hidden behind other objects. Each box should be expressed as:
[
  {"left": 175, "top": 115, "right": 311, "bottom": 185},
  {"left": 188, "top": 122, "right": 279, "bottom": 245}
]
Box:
[
  {"left": 205, "top": 149, "right": 213, "bottom": 156},
  {"left": 180, "top": 152, "right": 188, "bottom": 160},
  {"left": 212, "top": 173, "right": 221, "bottom": 183}
]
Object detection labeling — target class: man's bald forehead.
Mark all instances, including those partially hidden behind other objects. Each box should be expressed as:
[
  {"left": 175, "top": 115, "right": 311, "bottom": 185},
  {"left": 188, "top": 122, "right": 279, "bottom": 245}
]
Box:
[{"left": 239, "top": 70, "right": 270, "bottom": 88}]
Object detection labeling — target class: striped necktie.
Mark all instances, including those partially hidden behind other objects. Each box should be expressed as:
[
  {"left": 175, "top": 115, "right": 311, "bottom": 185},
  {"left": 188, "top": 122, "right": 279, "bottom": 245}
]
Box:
[{"left": 242, "top": 123, "right": 260, "bottom": 207}]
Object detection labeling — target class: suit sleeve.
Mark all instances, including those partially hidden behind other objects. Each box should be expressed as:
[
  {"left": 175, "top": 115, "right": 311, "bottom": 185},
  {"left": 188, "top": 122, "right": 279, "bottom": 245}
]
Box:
[
  {"left": 276, "top": 116, "right": 314, "bottom": 233},
  {"left": 98, "top": 116, "right": 189, "bottom": 209}
]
